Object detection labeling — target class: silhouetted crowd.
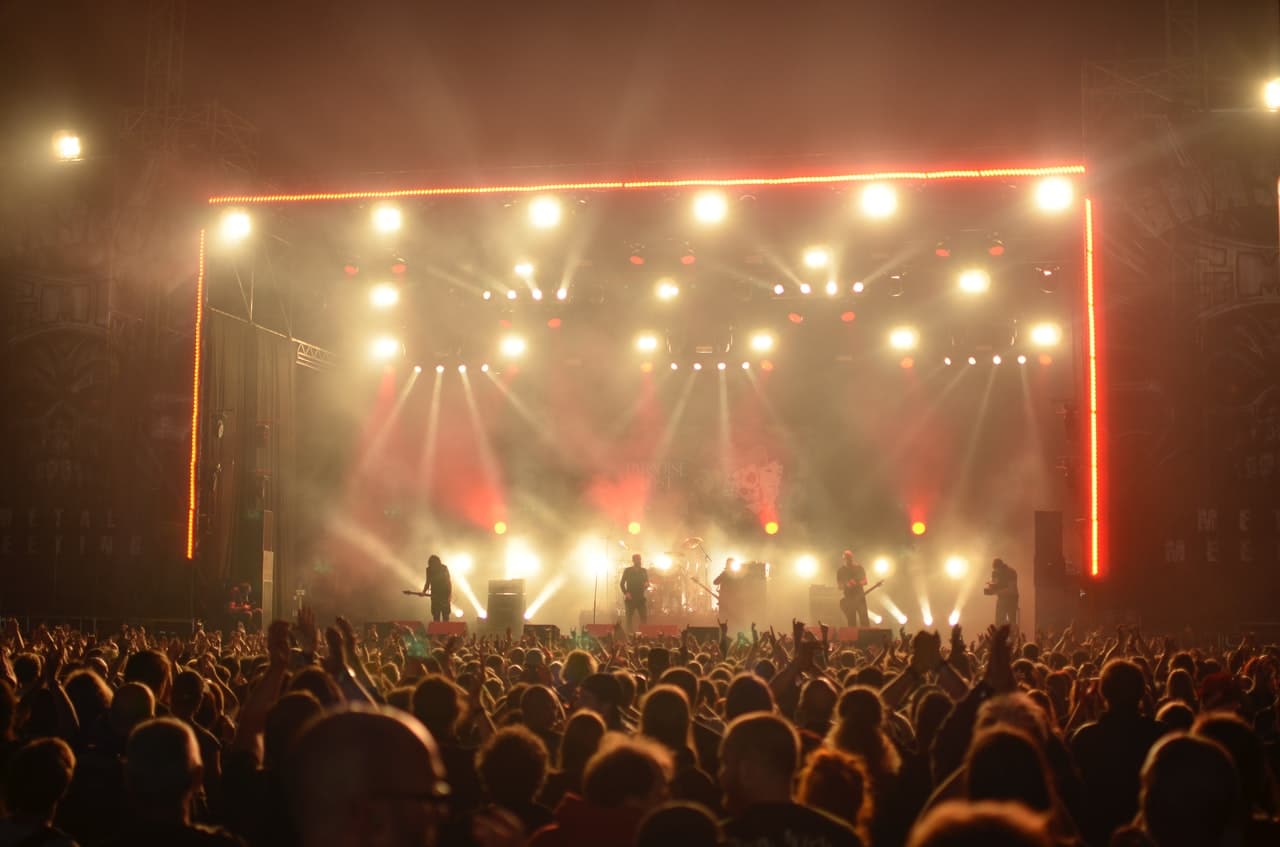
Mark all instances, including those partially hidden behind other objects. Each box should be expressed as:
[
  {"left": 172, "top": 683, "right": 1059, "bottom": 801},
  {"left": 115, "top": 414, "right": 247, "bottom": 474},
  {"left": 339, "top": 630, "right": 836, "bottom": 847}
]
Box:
[{"left": 1, "top": 612, "right": 1278, "bottom": 847}]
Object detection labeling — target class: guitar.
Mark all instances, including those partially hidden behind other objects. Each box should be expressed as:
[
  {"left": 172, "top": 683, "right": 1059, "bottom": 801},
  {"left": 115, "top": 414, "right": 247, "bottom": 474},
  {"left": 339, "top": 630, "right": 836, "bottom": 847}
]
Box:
[
  {"left": 690, "top": 577, "right": 719, "bottom": 601},
  {"left": 838, "top": 579, "right": 884, "bottom": 620},
  {"left": 402, "top": 589, "right": 432, "bottom": 598}
]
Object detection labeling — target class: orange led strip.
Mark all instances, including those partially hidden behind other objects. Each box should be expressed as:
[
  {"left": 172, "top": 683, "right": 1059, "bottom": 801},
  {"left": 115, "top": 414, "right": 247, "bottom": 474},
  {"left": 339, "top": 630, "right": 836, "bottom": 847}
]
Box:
[
  {"left": 1084, "top": 199, "right": 1100, "bottom": 578},
  {"left": 207, "top": 164, "right": 1086, "bottom": 205},
  {"left": 186, "top": 229, "right": 207, "bottom": 560}
]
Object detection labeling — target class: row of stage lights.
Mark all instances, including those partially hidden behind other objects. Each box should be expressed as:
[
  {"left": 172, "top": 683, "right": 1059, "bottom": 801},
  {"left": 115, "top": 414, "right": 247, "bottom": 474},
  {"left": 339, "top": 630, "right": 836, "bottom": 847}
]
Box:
[{"left": 214, "top": 176, "right": 1078, "bottom": 246}]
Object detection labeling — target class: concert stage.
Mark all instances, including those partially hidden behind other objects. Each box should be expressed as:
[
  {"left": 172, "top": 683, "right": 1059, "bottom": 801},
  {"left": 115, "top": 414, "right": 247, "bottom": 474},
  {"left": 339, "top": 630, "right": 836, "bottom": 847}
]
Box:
[{"left": 187, "top": 162, "right": 1100, "bottom": 634}]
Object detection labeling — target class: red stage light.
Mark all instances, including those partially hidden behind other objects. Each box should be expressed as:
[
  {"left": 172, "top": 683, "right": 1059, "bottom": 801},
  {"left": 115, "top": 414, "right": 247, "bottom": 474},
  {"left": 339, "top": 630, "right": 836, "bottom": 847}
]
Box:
[
  {"left": 900, "top": 357, "right": 915, "bottom": 369},
  {"left": 343, "top": 263, "right": 360, "bottom": 276},
  {"left": 1085, "top": 198, "right": 1101, "bottom": 578},
  {"left": 935, "top": 245, "right": 951, "bottom": 258},
  {"left": 1039, "top": 353, "right": 1053, "bottom": 366},
  {"left": 764, "top": 521, "right": 779, "bottom": 535},
  {"left": 988, "top": 243, "right": 1005, "bottom": 257},
  {"left": 390, "top": 262, "right": 407, "bottom": 275},
  {"left": 186, "top": 229, "right": 207, "bottom": 560},
  {"left": 629, "top": 255, "right": 645, "bottom": 265},
  {"left": 680, "top": 254, "right": 696, "bottom": 265},
  {"left": 788, "top": 312, "right": 804, "bottom": 324},
  {"left": 760, "top": 360, "right": 774, "bottom": 372},
  {"left": 547, "top": 317, "right": 562, "bottom": 329},
  {"left": 494, "top": 521, "right": 508, "bottom": 535},
  {"left": 840, "top": 311, "right": 856, "bottom": 323},
  {"left": 911, "top": 521, "right": 927, "bottom": 536},
  {"left": 499, "top": 319, "right": 512, "bottom": 328},
  {"left": 640, "top": 362, "right": 653, "bottom": 373}
]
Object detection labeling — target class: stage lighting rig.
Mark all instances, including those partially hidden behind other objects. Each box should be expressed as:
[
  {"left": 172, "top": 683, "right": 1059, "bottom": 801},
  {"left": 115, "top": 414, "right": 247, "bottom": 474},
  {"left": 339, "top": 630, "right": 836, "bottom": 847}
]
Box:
[
  {"left": 528, "top": 196, "right": 562, "bottom": 229},
  {"left": 372, "top": 204, "right": 402, "bottom": 233},
  {"left": 1035, "top": 177, "right": 1074, "bottom": 212},
  {"left": 889, "top": 326, "right": 919, "bottom": 351},
  {"left": 693, "top": 191, "right": 728, "bottom": 224},
  {"left": 860, "top": 183, "right": 898, "bottom": 218},
  {"left": 220, "top": 211, "right": 252, "bottom": 243},
  {"left": 52, "top": 131, "right": 82, "bottom": 162},
  {"left": 958, "top": 268, "right": 990, "bottom": 294}
]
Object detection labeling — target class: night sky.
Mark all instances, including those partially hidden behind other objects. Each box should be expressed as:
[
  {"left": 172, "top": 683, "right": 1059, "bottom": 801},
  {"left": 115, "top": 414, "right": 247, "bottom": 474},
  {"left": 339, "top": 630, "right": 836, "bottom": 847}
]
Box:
[{"left": 5, "top": 1, "right": 1273, "bottom": 183}]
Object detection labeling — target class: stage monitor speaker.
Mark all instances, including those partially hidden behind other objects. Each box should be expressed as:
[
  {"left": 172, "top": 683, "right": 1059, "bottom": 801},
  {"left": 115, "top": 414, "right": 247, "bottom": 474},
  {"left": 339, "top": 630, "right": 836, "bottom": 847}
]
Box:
[
  {"left": 809, "top": 585, "right": 842, "bottom": 624},
  {"left": 524, "top": 624, "right": 560, "bottom": 643},
  {"left": 426, "top": 621, "right": 466, "bottom": 637},
  {"left": 582, "top": 623, "right": 614, "bottom": 638},
  {"left": 687, "top": 625, "right": 721, "bottom": 644},
  {"left": 836, "top": 627, "right": 892, "bottom": 648},
  {"left": 485, "top": 579, "right": 526, "bottom": 633},
  {"left": 638, "top": 624, "right": 679, "bottom": 638}
]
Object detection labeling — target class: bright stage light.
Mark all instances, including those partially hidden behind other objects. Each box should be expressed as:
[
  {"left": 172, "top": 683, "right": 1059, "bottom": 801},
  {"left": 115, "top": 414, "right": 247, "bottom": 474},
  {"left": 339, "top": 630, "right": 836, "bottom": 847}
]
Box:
[
  {"left": 529, "top": 196, "right": 562, "bottom": 229},
  {"left": 717, "top": 362, "right": 726, "bottom": 371},
  {"left": 692, "top": 190, "right": 728, "bottom": 224},
  {"left": 1017, "top": 354, "right": 1027, "bottom": 364},
  {"left": 372, "top": 204, "right": 402, "bottom": 233},
  {"left": 636, "top": 333, "right": 660, "bottom": 353},
  {"left": 514, "top": 262, "right": 534, "bottom": 279},
  {"left": 798, "top": 283, "right": 812, "bottom": 295},
  {"left": 482, "top": 290, "right": 492, "bottom": 300},
  {"left": 369, "top": 283, "right": 400, "bottom": 308},
  {"left": 670, "top": 362, "right": 679, "bottom": 370},
  {"left": 656, "top": 279, "right": 680, "bottom": 301},
  {"left": 729, "top": 559, "right": 742, "bottom": 573},
  {"left": 967, "top": 356, "right": 977, "bottom": 365},
  {"left": 889, "top": 326, "right": 919, "bottom": 351},
  {"left": 693, "top": 362, "right": 703, "bottom": 371},
  {"left": 869, "top": 611, "right": 883, "bottom": 624},
  {"left": 370, "top": 335, "right": 401, "bottom": 360},
  {"left": 413, "top": 365, "right": 422, "bottom": 374},
  {"left": 749, "top": 332, "right": 775, "bottom": 353},
  {"left": 840, "top": 311, "right": 856, "bottom": 323},
  {"left": 500, "top": 334, "right": 527, "bottom": 358},
  {"left": 992, "top": 354, "right": 1002, "bottom": 365},
  {"left": 493, "top": 521, "right": 508, "bottom": 535},
  {"left": 1035, "top": 177, "right": 1074, "bottom": 212},
  {"left": 958, "top": 268, "right": 991, "bottom": 294},
  {"left": 457, "top": 364, "right": 467, "bottom": 374},
  {"left": 220, "top": 211, "right": 252, "bottom": 242},
  {"left": 450, "top": 553, "right": 473, "bottom": 575},
  {"left": 922, "top": 612, "right": 934, "bottom": 627},
  {"left": 944, "top": 357, "right": 953, "bottom": 366},
  {"left": 481, "top": 363, "right": 490, "bottom": 373},
  {"left": 795, "top": 555, "right": 819, "bottom": 579},
  {"left": 860, "top": 183, "right": 898, "bottom": 218},
  {"left": 911, "top": 520, "right": 927, "bottom": 536},
  {"left": 764, "top": 521, "right": 779, "bottom": 535},
  {"left": 454, "top": 607, "right": 464, "bottom": 618},
  {"left": 824, "top": 280, "right": 839, "bottom": 296},
  {"left": 852, "top": 281, "right": 865, "bottom": 293},
  {"left": 948, "top": 609, "right": 960, "bottom": 626},
  {"left": 655, "top": 554, "right": 673, "bottom": 571},
  {"left": 52, "top": 131, "right": 82, "bottom": 161},
  {"left": 505, "top": 541, "right": 540, "bottom": 579},
  {"left": 627, "top": 521, "right": 641, "bottom": 535},
  {"left": 773, "top": 283, "right": 785, "bottom": 296},
  {"left": 872, "top": 556, "right": 891, "bottom": 576},
  {"left": 944, "top": 556, "right": 968, "bottom": 579},
  {"left": 1265, "top": 78, "right": 1280, "bottom": 111},
  {"left": 506, "top": 289, "right": 518, "bottom": 300},
  {"left": 803, "top": 247, "right": 831, "bottom": 269},
  {"left": 556, "top": 287, "right": 568, "bottom": 301},
  {"left": 1029, "top": 322, "right": 1062, "bottom": 347},
  {"left": 435, "top": 364, "right": 445, "bottom": 374},
  {"left": 741, "top": 361, "right": 750, "bottom": 370},
  {"left": 531, "top": 288, "right": 543, "bottom": 301}
]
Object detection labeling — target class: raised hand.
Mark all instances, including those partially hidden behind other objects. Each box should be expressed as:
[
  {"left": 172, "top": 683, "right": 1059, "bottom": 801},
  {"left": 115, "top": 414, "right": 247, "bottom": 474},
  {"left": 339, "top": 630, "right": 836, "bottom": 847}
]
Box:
[
  {"left": 322, "top": 626, "right": 348, "bottom": 677},
  {"left": 984, "top": 624, "right": 1015, "bottom": 692},
  {"left": 267, "top": 619, "right": 292, "bottom": 668},
  {"left": 910, "top": 630, "right": 943, "bottom": 674},
  {"left": 295, "top": 606, "right": 318, "bottom": 655}
]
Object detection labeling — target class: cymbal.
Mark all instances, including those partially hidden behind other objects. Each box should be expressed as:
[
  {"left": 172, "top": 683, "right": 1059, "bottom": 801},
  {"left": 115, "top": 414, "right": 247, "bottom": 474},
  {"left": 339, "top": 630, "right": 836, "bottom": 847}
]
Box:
[{"left": 681, "top": 537, "right": 705, "bottom": 548}]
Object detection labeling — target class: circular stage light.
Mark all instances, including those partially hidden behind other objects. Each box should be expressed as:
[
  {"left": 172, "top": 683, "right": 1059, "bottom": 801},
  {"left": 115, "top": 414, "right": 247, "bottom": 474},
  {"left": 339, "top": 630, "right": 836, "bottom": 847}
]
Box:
[
  {"left": 693, "top": 362, "right": 703, "bottom": 371},
  {"left": 795, "top": 555, "right": 818, "bottom": 579},
  {"left": 852, "top": 281, "right": 865, "bottom": 293},
  {"left": 435, "top": 365, "right": 445, "bottom": 374},
  {"left": 52, "top": 131, "right": 82, "bottom": 161},
  {"left": 372, "top": 204, "right": 402, "bottom": 233},
  {"left": 958, "top": 268, "right": 990, "bottom": 294},
  {"left": 798, "top": 282, "right": 812, "bottom": 295},
  {"left": 656, "top": 279, "right": 680, "bottom": 301},
  {"left": 529, "top": 196, "right": 562, "bottom": 229},
  {"left": 1029, "top": 322, "right": 1062, "bottom": 347},
  {"left": 992, "top": 354, "right": 1002, "bottom": 365},
  {"left": 370, "top": 336, "right": 401, "bottom": 360},
  {"left": 670, "top": 362, "right": 679, "bottom": 370},
  {"left": 773, "top": 283, "right": 785, "bottom": 296},
  {"left": 493, "top": 521, "right": 507, "bottom": 535},
  {"left": 530, "top": 288, "right": 543, "bottom": 301},
  {"left": 514, "top": 262, "right": 534, "bottom": 279},
  {"left": 750, "top": 332, "right": 775, "bottom": 353},
  {"left": 556, "top": 287, "right": 568, "bottom": 301},
  {"left": 889, "top": 327, "right": 919, "bottom": 351},
  {"left": 717, "top": 362, "right": 727, "bottom": 371},
  {"left": 413, "top": 365, "right": 422, "bottom": 374},
  {"left": 872, "top": 557, "right": 891, "bottom": 576},
  {"left": 500, "top": 335, "right": 527, "bottom": 358},
  {"left": 369, "top": 283, "right": 400, "bottom": 309},
  {"left": 764, "top": 521, "right": 779, "bottom": 535},
  {"left": 824, "top": 280, "right": 839, "bottom": 296},
  {"left": 1266, "top": 78, "right": 1280, "bottom": 111},
  {"left": 457, "top": 364, "right": 467, "bottom": 374},
  {"left": 741, "top": 361, "right": 750, "bottom": 370},
  {"left": 944, "top": 556, "right": 968, "bottom": 579},
  {"left": 692, "top": 190, "right": 728, "bottom": 224},
  {"left": 803, "top": 247, "right": 831, "bottom": 269},
  {"left": 482, "top": 290, "right": 492, "bottom": 300},
  {"left": 627, "top": 521, "right": 642, "bottom": 535},
  {"left": 840, "top": 311, "right": 856, "bottom": 323},
  {"left": 944, "top": 356, "right": 953, "bottom": 366},
  {"left": 636, "top": 334, "right": 660, "bottom": 353},
  {"left": 506, "top": 289, "right": 518, "bottom": 300},
  {"left": 1035, "top": 177, "right": 1074, "bottom": 212},
  {"left": 860, "top": 183, "right": 898, "bottom": 218},
  {"left": 968, "top": 356, "right": 978, "bottom": 365},
  {"left": 655, "top": 554, "right": 673, "bottom": 571},
  {"left": 1017, "top": 354, "right": 1028, "bottom": 364},
  {"left": 911, "top": 520, "right": 927, "bottom": 536},
  {"left": 220, "top": 211, "right": 252, "bottom": 242}
]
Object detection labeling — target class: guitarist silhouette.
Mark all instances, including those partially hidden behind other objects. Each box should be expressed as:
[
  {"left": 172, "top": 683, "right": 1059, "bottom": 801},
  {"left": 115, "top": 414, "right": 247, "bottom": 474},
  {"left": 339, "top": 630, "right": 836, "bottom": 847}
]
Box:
[{"left": 837, "top": 550, "right": 870, "bottom": 627}]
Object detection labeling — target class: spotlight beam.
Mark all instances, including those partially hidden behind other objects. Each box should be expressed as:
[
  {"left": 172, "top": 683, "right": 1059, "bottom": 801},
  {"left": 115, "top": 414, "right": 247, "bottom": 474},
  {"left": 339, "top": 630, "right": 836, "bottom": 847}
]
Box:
[
  {"left": 459, "top": 370, "right": 507, "bottom": 515},
  {"left": 418, "top": 371, "right": 444, "bottom": 492},
  {"left": 355, "top": 369, "right": 419, "bottom": 476},
  {"left": 524, "top": 575, "right": 566, "bottom": 620}
]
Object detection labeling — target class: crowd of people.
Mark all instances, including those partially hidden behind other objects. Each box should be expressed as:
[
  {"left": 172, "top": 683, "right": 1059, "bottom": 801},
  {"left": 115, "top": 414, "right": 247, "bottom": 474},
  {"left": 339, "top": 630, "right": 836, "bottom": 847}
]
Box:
[{"left": 0, "top": 610, "right": 1277, "bottom": 847}]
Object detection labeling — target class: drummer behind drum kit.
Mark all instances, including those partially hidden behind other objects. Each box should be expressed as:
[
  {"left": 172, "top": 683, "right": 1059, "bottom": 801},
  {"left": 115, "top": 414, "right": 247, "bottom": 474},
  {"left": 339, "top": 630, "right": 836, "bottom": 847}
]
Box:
[{"left": 620, "top": 536, "right": 717, "bottom": 617}]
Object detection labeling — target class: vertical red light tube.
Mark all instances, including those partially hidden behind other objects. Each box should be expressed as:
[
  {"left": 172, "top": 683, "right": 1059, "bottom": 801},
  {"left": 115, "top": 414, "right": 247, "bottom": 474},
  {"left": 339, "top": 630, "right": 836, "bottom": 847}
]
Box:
[
  {"left": 186, "top": 229, "right": 207, "bottom": 560},
  {"left": 1084, "top": 199, "right": 1102, "bottom": 577}
]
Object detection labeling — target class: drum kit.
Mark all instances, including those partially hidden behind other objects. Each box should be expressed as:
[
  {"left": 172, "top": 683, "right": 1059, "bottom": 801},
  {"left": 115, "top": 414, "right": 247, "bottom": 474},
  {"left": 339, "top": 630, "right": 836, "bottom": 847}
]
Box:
[{"left": 620, "top": 536, "right": 716, "bottom": 617}]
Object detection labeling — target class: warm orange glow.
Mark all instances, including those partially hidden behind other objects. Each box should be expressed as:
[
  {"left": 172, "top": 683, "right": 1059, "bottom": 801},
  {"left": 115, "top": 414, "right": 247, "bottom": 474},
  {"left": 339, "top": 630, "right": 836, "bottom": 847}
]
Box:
[
  {"left": 627, "top": 521, "right": 642, "bottom": 535},
  {"left": 764, "top": 521, "right": 779, "bottom": 535},
  {"left": 1085, "top": 198, "right": 1101, "bottom": 578},
  {"left": 911, "top": 521, "right": 927, "bottom": 536},
  {"left": 493, "top": 521, "right": 508, "bottom": 536},
  {"left": 186, "top": 230, "right": 207, "bottom": 559},
  {"left": 207, "top": 165, "right": 1086, "bottom": 206}
]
